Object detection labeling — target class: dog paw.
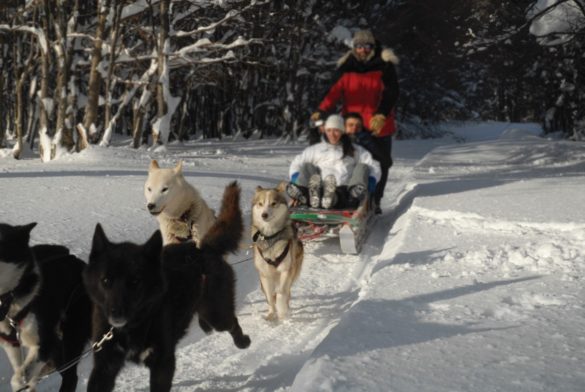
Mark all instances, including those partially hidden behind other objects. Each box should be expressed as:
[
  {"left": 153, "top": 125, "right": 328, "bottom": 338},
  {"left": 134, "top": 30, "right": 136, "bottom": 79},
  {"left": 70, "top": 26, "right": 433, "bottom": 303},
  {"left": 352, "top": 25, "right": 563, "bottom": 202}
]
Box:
[
  {"left": 263, "top": 312, "right": 277, "bottom": 321},
  {"left": 234, "top": 334, "right": 251, "bottom": 349},
  {"left": 25, "top": 384, "right": 38, "bottom": 392},
  {"left": 11, "top": 373, "right": 26, "bottom": 392}
]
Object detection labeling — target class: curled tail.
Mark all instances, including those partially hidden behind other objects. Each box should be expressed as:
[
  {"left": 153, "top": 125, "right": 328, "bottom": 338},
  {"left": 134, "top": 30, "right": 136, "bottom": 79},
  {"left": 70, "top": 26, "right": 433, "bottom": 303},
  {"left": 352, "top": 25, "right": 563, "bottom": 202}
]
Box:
[{"left": 200, "top": 181, "right": 243, "bottom": 255}]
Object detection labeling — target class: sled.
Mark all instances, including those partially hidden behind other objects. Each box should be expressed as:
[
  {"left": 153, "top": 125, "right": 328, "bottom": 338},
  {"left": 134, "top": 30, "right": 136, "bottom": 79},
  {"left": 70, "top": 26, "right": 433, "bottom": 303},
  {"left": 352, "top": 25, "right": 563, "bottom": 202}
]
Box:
[{"left": 289, "top": 198, "right": 375, "bottom": 254}]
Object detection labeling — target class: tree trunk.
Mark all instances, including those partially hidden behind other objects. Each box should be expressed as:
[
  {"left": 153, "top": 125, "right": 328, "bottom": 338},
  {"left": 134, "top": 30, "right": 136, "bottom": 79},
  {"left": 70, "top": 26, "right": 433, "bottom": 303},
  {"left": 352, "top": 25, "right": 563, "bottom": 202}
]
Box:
[
  {"left": 55, "top": 62, "right": 73, "bottom": 150},
  {"left": 38, "top": 4, "right": 52, "bottom": 162},
  {"left": 81, "top": 0, "right": 110, "bottom": 149},
  {"left": 53, "top": 0, "right": 79, "bottom": 153},
  {"left": 13, "top": 78, "right": 25, "bottom": 159},
  {"left": 104, "top": 1, "right": 122, "bottom": 135},
  {"left": 12, "top": 29, "right": 35, "bottom": 159},
  {"left": 152, "top": 0, "right": 170, "bottom": 146},
  {"left": 132, "top": 99, "right": 145, "bottom": 149}
]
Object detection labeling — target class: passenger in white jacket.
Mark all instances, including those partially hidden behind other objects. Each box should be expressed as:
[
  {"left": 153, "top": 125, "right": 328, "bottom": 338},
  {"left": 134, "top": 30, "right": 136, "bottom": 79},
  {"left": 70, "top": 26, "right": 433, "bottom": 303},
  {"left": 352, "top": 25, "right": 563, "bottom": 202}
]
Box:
[{"left": 287, "top": 114, "right": 381, "bottom": 209}]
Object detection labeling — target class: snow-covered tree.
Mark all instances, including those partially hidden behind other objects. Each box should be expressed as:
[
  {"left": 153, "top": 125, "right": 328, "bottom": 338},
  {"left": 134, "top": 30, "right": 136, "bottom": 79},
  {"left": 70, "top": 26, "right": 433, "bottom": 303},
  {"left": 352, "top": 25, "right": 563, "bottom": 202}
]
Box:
[{"left": 527, "top": 0, "right": 585, "bottom": 139}]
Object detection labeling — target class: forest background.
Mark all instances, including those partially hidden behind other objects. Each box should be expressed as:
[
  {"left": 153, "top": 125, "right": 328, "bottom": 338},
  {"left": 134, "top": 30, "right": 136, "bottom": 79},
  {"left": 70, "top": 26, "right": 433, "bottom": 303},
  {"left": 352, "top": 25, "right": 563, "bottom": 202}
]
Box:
[{"left": 0, "top": 0, "right": 583, "bottom": 161}]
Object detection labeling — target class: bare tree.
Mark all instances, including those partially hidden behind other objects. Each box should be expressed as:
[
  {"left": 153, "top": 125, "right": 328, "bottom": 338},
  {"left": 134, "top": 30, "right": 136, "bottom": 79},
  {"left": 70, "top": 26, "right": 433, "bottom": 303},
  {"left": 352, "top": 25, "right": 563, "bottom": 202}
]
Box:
[
  {"left": 152, "top": 0, "right": 171, "bottom": 146},
  {"left": 80, "top": 0, "right": 110, "bottom": 150}
]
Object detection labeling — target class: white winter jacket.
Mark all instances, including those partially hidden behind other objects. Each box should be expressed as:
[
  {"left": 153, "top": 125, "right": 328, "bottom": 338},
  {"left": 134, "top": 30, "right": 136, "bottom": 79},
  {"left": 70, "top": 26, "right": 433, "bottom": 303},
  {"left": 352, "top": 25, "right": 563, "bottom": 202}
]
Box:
[{"left": 289, "top": 141, "right": 381, "bottom": 185}]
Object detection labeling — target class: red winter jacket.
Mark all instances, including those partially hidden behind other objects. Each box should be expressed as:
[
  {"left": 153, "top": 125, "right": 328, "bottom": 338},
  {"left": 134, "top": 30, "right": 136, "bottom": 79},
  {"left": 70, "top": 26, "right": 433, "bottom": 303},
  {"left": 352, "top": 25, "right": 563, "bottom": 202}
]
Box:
[{"left": 318, "top": 46, "right": 400, "bottom": 137}]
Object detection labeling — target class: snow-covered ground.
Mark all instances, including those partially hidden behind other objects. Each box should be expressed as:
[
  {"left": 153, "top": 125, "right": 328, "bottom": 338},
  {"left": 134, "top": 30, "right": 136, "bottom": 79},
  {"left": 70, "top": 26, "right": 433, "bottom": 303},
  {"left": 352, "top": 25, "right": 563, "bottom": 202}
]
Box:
[{"left": 1, "top": 121, "right": 585, "bottom": 391}]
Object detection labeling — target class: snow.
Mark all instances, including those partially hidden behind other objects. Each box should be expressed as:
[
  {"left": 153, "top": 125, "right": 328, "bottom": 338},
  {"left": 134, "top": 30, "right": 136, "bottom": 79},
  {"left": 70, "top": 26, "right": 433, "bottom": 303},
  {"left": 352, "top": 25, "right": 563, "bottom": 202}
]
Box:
[
  {"left": 1, "top": 121, "right": 585, "bottom": 391},
  {"left": 328, "top": 25, "right": 352, "bottom": 46},
  {"left": 120, "top": 0, "right": 152, "bottom": 21},
  {"left": 152, "top": 39, "right": 181, "bottom": 145},
  {"left": 528, "top": 0, "right": 585, "bottom": 45}
]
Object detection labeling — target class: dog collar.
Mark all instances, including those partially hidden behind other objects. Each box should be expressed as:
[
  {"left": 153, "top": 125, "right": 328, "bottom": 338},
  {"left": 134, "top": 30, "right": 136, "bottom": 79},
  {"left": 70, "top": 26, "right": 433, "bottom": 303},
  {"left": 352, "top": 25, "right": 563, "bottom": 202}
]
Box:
[{"left": 252, "top": 227, "right": 286, "bottom": 243}]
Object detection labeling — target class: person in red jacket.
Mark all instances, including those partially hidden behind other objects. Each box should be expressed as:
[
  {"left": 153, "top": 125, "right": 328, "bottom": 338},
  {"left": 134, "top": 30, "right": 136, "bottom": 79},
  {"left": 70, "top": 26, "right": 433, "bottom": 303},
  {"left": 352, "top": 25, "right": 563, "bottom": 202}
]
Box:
[{"left": 311, "top": 30, "right": 399, "bottom": 214}]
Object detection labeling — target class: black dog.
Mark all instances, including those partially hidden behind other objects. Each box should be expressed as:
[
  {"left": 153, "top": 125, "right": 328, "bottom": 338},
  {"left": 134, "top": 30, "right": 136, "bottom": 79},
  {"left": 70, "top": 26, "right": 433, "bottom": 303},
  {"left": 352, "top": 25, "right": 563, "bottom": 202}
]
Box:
[
  {"left": 84, "top": 181, "right": 251, "bottom": 392},
  {"left": 0, "top": 222, "right": 91, "bottom": 392}
]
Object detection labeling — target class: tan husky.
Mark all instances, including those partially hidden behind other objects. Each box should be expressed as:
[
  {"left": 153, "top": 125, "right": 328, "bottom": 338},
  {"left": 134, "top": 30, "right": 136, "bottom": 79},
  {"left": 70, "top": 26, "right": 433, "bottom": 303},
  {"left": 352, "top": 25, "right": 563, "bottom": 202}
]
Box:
[
  {"left": 252, "top": 182, "right": 304, "bottom": 320},
  {"left": 144, "top": 160, "right": 216, "bottom": 246}
]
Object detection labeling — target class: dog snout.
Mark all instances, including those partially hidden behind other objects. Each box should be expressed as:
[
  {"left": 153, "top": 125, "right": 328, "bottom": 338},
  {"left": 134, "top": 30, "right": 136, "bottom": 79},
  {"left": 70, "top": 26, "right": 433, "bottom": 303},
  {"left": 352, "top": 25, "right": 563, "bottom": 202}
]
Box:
[
  {"left": 108, "top": 307, "right": 128, "bottom": 327},
  {"left": 147, "top": 203, "right": 161, "bottom": 215},
  {"left": 261, "top": 212, "right": 269, "bottom": 220},
  {"left": 108, "top": 316, "right": 127, "bottom": 328}
]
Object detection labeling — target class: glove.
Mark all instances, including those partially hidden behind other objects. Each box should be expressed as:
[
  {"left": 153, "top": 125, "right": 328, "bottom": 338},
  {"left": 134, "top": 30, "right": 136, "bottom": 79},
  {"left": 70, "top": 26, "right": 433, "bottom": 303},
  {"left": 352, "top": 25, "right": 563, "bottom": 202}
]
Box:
[
  {"left": 369, "top": 114, "right": 386, "bottom": 135},
  {"left": 310, "top": 111, "right": 322, "bottom": 123}
]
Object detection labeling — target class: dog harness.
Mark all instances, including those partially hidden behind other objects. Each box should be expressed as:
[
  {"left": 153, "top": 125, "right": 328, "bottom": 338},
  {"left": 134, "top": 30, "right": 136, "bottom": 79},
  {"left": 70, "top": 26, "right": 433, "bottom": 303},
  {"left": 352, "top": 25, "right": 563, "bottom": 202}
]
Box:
[
  {"left": 0, "top": 291, "right": 30, "bottom": 347},
  {"left": 252, "top": 227, "right": 292, "bottom": 268},
  {"left": 257, "top": 240, "right": 291, "bottom": 268},
  {"left": 0, "top": 291, "right": 14, "bottom": 321},
  {"left": 0, "top": 292, "right": 20, "bottom": 347},
  {"left": 0, "top": 264, "right": 39, "bottom": 347},
  {"left": 172, "top": 208, "right": 194, "bottom": 243},
  {"left": 0, "top": 326, "right": 20, "bottom": 347}
]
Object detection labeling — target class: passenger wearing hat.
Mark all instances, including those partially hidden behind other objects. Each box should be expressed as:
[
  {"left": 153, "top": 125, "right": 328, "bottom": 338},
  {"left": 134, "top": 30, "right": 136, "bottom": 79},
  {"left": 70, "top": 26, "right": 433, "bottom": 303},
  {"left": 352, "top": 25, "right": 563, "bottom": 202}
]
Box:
[
  {"left": 310, "top": 29, "right": 399, "bottom": 213},
  {"left": 287, "top": 114, "right": 381, "bottom": 210},
  {"left": 344, "top": 112, "right": 393, "bottom": 214}
]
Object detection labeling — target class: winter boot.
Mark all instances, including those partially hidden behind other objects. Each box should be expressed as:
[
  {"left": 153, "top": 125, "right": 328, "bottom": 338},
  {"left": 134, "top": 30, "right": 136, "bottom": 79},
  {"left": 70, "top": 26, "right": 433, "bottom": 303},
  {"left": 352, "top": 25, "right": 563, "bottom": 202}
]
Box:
[
  {"left": 286, "top": 183, "right": 307, "bottom": 205},
  {"left": 321, "top": 175, "right": 337, "bottom": 209},
  {"left": 308, "top": 174, "right": 322, "bottom": 208}
]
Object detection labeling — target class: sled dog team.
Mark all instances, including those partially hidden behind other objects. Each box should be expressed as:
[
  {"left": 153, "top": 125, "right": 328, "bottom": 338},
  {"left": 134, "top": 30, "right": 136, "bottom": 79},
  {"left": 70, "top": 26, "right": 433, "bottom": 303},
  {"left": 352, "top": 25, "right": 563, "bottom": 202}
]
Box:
[{"left": 0, "top": 160, "right": 303, "bottom": 392}]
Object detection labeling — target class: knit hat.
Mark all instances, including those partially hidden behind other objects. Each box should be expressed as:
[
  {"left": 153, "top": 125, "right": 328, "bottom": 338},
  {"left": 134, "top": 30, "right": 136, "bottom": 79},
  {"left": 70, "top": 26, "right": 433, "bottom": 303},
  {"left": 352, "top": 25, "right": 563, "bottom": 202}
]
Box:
[
  {"left": 352, "top": 30, "right": 375, "bottom": 47},
  {"left": 324, "top": 114, "right": 345, "bottom": 132}
]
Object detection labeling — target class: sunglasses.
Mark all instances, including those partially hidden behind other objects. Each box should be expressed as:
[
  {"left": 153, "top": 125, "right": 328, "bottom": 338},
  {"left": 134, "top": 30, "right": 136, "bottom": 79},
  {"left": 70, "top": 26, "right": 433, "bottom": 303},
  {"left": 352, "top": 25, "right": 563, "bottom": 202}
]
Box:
[{"left": 354, "top": 44, "right": 373, "bottom": 50}]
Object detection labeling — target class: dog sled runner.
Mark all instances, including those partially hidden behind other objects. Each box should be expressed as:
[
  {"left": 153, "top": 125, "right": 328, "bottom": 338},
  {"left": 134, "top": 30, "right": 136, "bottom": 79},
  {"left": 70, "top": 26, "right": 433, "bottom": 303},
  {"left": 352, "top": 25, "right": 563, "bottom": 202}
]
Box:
[{"left": 290, "top": 199, "right": 375, "bottom": 254}]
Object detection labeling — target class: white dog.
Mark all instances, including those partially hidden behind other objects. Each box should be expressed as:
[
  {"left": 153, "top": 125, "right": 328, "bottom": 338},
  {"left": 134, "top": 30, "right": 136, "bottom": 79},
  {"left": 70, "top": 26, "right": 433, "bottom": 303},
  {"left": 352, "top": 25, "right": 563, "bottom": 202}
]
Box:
[
  {"left": 144, "top": 160, "right": 215, "bottom": 246},
  {"left": 252, "top": 182, "right": 304, "bottom": 321}
]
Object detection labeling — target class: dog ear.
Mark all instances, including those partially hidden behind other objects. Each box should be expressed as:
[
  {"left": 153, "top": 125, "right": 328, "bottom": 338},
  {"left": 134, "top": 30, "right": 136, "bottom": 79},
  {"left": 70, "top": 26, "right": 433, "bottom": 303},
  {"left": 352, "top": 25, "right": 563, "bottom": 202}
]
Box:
[
  {"left": 16, "top": 222, "right": 37, "bottom": 243},
  {"left": 256, "top": 186, "right": 264, "bottom": 192},
  {"left": 90, "top": 223, "right": 109, "bottom": 257},
  {"left": 149, "top": 160, "right": 160, "bottom": 171},
  {"left": 276, "top": 180, "right": 288, "bottom": 193},
  {"left": 174, "top": 160, "right": 183, "bottom": 174},
  {"left": 21, "top": 222, "right": 37, "bottom": 233},
  {"left": 144, "top": 230, "right": 163, "bottom": 261}
]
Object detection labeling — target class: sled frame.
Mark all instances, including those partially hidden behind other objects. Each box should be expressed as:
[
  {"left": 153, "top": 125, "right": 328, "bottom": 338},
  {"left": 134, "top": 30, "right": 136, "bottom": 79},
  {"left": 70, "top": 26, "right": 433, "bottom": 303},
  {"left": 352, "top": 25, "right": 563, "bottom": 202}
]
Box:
[{"left": 290, "top": 198, "right": 374, "bottom": 254}]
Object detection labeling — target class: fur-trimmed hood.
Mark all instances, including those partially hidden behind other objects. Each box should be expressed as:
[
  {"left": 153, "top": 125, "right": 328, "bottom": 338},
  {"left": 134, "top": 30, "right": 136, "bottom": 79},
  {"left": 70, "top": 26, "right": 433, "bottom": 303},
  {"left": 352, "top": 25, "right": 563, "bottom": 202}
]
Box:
[{"left": 337, "top": 46, "right": 399, "bottom": 69}]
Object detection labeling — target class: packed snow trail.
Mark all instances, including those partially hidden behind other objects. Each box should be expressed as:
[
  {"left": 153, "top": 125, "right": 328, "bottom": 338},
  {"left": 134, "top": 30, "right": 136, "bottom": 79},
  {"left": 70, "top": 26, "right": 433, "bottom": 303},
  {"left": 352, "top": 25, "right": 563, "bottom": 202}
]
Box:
[{"left": 109, "top": 185, "right": 412, "bottom": 391}]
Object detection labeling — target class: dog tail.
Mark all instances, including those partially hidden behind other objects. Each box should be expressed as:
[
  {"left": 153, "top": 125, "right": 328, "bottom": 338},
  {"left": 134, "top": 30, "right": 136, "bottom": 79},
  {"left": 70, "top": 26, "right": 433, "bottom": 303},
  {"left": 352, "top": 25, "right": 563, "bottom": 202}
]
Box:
[{"left": 200, "top": 181, "right": 243, "bottom": 255}]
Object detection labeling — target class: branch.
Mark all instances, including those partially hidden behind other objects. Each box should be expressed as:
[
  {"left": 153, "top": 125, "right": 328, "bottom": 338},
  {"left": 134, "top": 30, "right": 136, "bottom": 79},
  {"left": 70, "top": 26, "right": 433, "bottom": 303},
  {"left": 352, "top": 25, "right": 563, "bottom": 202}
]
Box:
[
  {"left": 464, "top": 0, "right": 584, "bottom": 48},
  {"left": 174, "top": 0, "right": 270, "bottom": 38},
  {"left": 0, "top": 24, "right": 49, "bottom": 54}
]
